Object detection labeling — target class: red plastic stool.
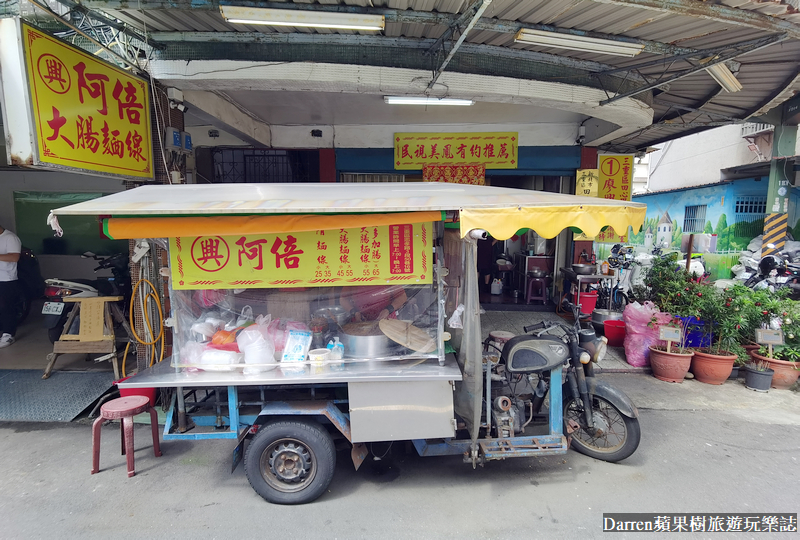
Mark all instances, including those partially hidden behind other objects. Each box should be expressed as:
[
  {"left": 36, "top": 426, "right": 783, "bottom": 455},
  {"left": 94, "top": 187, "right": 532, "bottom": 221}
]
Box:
[{"left": 91, "top": 395, "right": 162, "bottom": 478}]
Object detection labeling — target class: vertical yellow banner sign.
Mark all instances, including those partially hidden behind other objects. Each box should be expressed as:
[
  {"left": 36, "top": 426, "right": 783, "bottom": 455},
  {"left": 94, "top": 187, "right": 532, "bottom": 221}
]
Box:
[
  {"left": 573, "top": 169, "right": 600, "bottom": 241},
  {"left": 575, "top": 169, "right": 599, "bottom": 198},
  {"left": 597, "top": 155, "right": 634, "bottom": 243}
]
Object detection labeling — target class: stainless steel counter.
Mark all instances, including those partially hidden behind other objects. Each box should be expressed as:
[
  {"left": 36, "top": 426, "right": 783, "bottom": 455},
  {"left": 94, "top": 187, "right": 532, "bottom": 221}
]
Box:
[
  {"left": 561, "top": 267, "right": 609, "bottom": 285},
  {"left": 118, "top": 355, "right": 463, "bottom": 388}
]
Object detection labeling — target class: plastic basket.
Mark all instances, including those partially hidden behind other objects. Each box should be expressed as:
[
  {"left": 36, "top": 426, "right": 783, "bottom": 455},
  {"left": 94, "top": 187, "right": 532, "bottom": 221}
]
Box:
[
  {"left": 578, "top": 291, "right": 598, "bottom": 315},
  {"left": 114, "top": 376, "right": 156, "bottom": 407},
  {"left": 604, "top": 320, "right": 626, "bottom": 347}
]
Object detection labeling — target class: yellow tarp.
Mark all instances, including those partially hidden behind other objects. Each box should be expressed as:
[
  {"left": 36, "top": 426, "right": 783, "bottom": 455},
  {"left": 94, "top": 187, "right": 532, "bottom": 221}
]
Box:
[
  {"left": 459, "top": 205, "right": 646, "bottom": 240},
  {"left": 105, "top": 211, "right": 443, "bottom": 240}
]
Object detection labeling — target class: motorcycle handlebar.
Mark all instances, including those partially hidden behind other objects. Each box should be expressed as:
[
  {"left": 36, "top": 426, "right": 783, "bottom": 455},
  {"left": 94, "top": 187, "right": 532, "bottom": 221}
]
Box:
[{"left": 523, "top": 322, "right": 547, "bottom": 333}]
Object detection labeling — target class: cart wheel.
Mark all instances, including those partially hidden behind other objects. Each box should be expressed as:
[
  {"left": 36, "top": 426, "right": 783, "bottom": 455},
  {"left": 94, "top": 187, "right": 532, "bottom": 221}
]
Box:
[{"left": 244, "top": 419, "right": 336, "bottom": 505}]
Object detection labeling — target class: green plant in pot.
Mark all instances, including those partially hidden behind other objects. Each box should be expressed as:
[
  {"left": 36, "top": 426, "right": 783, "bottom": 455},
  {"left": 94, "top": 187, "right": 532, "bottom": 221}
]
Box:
[
  {"left": 648, "top": 317, "right": 695, "bottom": 383},
  {"left": 751, "top": 297, "right": 800, "bottom": 389},
  {"left": 743, "top": 359, "right": 774, "bottom": 392},
  {"left": 689, "top": 286, "right": 740, "bottom": 385}
]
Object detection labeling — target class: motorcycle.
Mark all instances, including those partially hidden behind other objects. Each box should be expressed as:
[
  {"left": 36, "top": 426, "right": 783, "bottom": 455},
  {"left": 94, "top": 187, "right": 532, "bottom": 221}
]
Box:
[
  {"left": 13, "top": 247, "right": 45, "bottom": 326},
  {"left": 485, "top": 302, "right": 640, "bottom": 462},
  {"left": 742, "top": 254, "right": 800, "bottom": 297},
  {"left": 42, "top": 252, "right": 130, "bottom": 343}
]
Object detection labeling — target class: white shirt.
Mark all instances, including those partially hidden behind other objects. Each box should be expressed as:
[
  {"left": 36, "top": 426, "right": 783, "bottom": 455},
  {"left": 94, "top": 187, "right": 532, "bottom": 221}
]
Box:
[{"left": 0, "top": 229, "right": 21, "bottom": 282}]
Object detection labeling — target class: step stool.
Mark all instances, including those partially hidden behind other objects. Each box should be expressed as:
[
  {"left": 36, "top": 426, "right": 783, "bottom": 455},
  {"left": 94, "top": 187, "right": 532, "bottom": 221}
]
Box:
[
  {"left": 91, "top": 395, "right": 162, "bottom": 478},
  {"left": 484, "top": 330, "right": 516, "bottom": 352},
  {"left": 526, "top": 277, "right": 549, "bottom": 305}
]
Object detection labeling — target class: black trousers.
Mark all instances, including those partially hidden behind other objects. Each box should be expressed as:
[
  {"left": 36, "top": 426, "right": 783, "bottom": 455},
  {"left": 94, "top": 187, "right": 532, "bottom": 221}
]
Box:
[{"left": 0, "top": 280, "right": 21, "bottom": 337}]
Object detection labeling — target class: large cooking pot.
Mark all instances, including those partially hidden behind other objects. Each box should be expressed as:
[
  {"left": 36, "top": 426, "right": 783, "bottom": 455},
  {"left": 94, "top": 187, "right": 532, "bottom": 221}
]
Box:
[
  {"left": 314, "top": 306, "right": 350, "bottom": 327},
  {"left": 340, "top": 321, "right": 394, "bottom": 358},
  {"left": 591, "top": 309, "right": 624, "bottom": 334},
  {"left": 572, "top": 264, "right": 595, "bottom": 275}
]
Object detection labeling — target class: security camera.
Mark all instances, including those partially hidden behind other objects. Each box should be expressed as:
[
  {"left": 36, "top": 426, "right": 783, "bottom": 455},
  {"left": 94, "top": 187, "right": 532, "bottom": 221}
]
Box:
[{"left": 169, "top": 100, "right": 188, "bottom": 113}]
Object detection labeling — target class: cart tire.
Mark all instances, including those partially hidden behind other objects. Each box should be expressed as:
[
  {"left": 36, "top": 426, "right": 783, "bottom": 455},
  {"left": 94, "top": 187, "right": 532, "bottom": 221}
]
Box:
[
  {"left": 563, "top": 395, "right": 640, "bottom": 463},
  {"left": 244, "top": 419, "right": 336, "bottom": 505}
]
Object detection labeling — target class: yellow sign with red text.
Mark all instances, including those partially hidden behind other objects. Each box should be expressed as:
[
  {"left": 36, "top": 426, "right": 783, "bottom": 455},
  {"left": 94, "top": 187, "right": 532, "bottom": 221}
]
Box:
[
  {"left": 598, "top": 155, "right": 634, "bottom": 202},
  {"left": 573, "top": 169, "right": 601, "bottom": 241},
  {"left": 22, "top": 23, "right": 153, "bottom": 178},
  {"left": 169, "top": 223, "right": 434, "bottom": 290},
  {"left": 394, "top": 132, "right": 518, "bottom": 170},
  {"left": 597, "top": 155, "right": 634, "bottom": 243}
]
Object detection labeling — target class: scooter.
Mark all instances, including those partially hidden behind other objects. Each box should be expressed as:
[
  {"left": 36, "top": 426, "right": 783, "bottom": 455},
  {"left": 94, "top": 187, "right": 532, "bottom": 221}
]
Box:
[
  {"left": 485, "top": 301, "right": 640, "bottom": 462},
  {"left": 42, "top": 252, "right": 130, "bottom": 343}
]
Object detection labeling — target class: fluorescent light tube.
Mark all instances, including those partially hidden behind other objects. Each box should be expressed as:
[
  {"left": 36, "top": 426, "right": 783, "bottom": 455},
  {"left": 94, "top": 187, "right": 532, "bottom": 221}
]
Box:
[
  {"left": 705, "top": 63, "right": 743, "bottom": 93},
  {"left": 220, "top": 6, "right": 385, "bottom": 31},
  {"left": 384, "top": 96, "right": 474, "bottom": 106},
  {"left": 514, "top": 29, "right": 644, "bottom": 57}
]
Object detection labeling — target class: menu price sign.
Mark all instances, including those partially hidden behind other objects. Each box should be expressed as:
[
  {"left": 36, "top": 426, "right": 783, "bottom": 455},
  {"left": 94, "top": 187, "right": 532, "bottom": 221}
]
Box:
[
  {"left": 659, "top": 326, "right": 682, "bottom": 353},
  {"left": 755, "top": 328, "right": 784, "bottom": 358},
  {"left": 169, "top": 223, "right": 433, "bottom": 290},
  {"left": 20, "top": 22, "right": 153, "bottom": 178}
]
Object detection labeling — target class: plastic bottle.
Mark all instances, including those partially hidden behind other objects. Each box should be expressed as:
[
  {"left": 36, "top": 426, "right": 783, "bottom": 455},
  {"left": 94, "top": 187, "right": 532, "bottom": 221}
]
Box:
[
  {"left": 601, "top": 261, "right": 610, "bottom": 275},
  {"left": 327, "top": 337, "right": 345, "bottom": 371}
]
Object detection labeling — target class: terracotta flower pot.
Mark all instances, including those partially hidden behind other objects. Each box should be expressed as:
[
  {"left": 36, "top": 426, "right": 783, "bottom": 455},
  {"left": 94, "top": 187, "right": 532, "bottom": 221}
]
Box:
[
  {"left": 691, "top": 350, "right": 736, "bottom": 385},
  {"left": 742, "top": 343, "right": 760, "bottom": 359},
  {"left": 649, "top": 346, "right": 694, "bottom": 383},
  {"left": 752, "top": 352, "right": 800, "bottom": 390}
]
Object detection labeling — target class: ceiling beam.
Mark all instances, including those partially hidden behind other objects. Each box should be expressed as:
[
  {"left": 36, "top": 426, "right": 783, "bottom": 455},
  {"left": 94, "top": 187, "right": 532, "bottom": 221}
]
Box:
[
  {"left": 592, "top": 0, "right": 800, "bottom": 41},
  {"left": 54, "top": 0, "right": 163, "bottom": 49},
  {"left": 598, "top": 33, "right": 787, "bottom": 105},
  {"left": 427, "top": 0, "right": 493, "bottom": 90},
  {"left": 746, "top": 68, "right": 800, "bottom": 120},
  {"left": 81, "top": 0, "right": 747, "bottom": 59},
  {"left": 183, "top": 90, "right": 272, "bottom": 147},
  {"left": 150, "top": 32, "right": 650, "bottom": 85},
  {"left": 653, "top": 97, "right": 741, "bottom": 123}
]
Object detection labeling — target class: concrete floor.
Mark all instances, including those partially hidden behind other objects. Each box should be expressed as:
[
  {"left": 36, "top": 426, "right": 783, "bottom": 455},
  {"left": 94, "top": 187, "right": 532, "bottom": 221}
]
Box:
[
  {"left": 1, "top": 305, "right": 799, "bottom": 538},
  {"left": 1, "top": 372, "right": 798, "bottom": 539}
]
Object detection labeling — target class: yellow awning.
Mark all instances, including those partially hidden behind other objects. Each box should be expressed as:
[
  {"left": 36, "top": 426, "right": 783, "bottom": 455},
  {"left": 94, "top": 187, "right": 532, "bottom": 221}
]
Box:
[
  {"left": 103, "top": 211, "right": 443, "bottom": 240},
  {"left": 459, "top": 204, "right": 646, "bottom": 240}
]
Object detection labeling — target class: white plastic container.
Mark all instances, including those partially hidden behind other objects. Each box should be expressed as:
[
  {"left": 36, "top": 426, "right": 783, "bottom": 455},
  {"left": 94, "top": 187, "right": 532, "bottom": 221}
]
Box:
[{"left": 490, "top": 279, "right": 503, "bottom": 295}]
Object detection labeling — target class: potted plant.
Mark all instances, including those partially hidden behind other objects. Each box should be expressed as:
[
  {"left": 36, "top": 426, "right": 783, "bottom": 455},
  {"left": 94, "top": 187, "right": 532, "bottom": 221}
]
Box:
[
  {"left": 649, "top": 317, "right": 695, "bottom": 383},
  {"left": 750, "top": 297, "right": 800, "bottom": 390},
  {"left": 743, "top": 359, "right": 774, "bottom": 392},
  {"left": 689, "top": 287, "right": 739, "bottom": 385}
]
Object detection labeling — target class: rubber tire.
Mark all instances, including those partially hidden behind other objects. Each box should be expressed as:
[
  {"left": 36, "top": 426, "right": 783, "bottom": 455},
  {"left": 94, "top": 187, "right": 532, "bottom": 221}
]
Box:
[
  {"left": 48, "top": 325, "right": 63, "bottom": 344},
  {"left": 15, "top": 295, "right": 30, "bottom": 326},
  {"left": 564, "top": 394, "right": 640, "bottom": 463},
  {"left": 244, "top": 419, "right": 336, "bottom": 505}
]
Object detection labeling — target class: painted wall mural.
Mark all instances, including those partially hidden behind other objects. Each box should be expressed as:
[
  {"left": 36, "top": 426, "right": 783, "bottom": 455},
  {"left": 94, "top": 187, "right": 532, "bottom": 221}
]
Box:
[{"left": 600, "top": 177, "right": 800, "bottom": 281}]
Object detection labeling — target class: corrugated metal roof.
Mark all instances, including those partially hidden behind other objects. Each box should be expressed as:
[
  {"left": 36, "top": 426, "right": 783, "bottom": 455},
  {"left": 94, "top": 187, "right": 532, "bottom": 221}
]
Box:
[{"left": 81, "top": 0, "right": 800, "bottom": 150}]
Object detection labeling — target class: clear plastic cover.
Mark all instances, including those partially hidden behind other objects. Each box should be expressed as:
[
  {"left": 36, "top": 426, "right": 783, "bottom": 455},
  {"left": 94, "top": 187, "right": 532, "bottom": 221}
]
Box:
[{"left": 168, "top": 282, "right": 442, "bottom": 374}]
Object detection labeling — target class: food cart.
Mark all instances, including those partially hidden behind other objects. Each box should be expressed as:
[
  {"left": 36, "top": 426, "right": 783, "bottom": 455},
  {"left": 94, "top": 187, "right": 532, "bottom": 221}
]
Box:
[{"left": 48, "top": 182, "right": 646, "bottom": 504}]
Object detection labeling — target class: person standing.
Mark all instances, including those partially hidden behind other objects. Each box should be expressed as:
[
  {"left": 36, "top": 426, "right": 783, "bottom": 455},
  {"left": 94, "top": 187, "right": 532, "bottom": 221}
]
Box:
[{"left": 0, "top": 225, "right": 21, "bottom": 348}]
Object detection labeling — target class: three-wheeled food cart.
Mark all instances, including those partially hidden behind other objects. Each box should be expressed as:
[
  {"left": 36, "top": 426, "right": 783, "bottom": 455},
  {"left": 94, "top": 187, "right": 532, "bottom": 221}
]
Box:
[{"left": 48, "top": 182, "right": 646, "bottom": 504}]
